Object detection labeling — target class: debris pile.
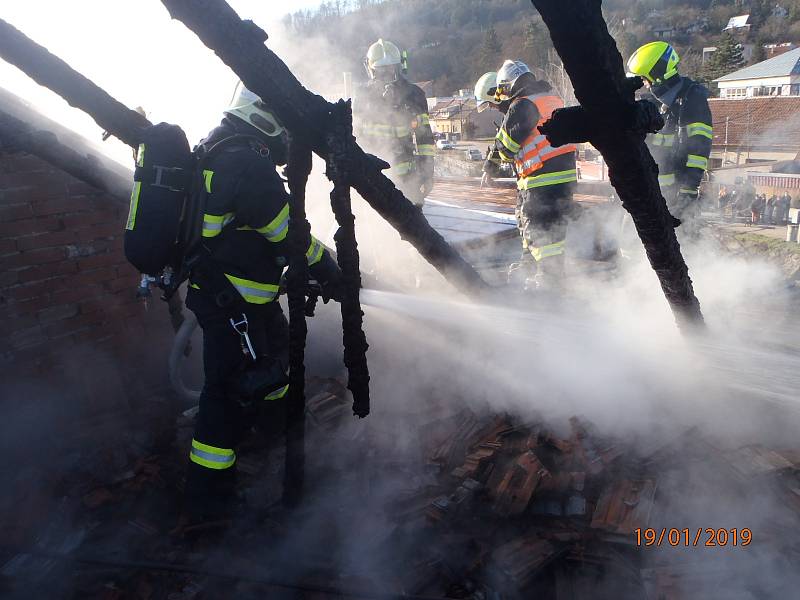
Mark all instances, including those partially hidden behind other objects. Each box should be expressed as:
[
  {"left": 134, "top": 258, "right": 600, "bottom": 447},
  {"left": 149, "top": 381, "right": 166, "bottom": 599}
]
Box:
[
  {"left": 375, "top": 409, "right": 800, "bottom": 598},
  {"left": 3, "top": 381, "right": 800, "bottom": 599}
]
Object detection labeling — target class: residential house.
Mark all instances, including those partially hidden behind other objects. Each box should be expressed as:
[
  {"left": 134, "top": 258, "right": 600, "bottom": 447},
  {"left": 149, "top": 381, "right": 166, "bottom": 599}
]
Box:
[
  {"left": 652, "top": 26, "right": 675, "bottom": 39},
  {"left": 724, "top": 14, "right": 751, "bottom": 33},
  {"left": 428, "top": 98, "right": 500, "bottom": 139},
  {"left": 763, "top": 42, "right": 796, "bottom": 59},
  {"left": 714, "top": 47, "right": 800, "bottom": 99}
]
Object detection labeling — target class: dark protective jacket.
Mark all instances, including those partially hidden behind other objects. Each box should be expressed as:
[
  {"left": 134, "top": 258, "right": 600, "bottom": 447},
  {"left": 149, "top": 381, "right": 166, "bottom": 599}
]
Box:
[
  {"left": 491, "top": 74, "right": 577, "bottom": 191},
  {"left": 482, "top": 100, "right": 512, "bottom": 178},
  {"left": 189, "top": 117, "right": 336, "bottom": 307},
  {"left": 647, "top": 76, "right": 713, "bottom": 199},
  {"left": 355, "top": 76, "right": 435, "bottom": 189}
]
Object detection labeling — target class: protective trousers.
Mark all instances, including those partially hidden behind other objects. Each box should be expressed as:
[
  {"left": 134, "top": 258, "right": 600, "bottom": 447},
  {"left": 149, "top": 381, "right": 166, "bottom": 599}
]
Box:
[
  {"left": 515, "top": 183, "right": 575, "bottom": 278},
  {"left": 396, "top": 171, "right": 426, "bottom": 207},
  {"left": 184, "top": 290, "right": 289, "bottom": 518}
]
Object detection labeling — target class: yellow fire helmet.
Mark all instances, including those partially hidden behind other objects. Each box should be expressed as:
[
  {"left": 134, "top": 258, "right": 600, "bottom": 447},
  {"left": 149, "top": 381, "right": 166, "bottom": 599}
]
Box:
[
  {"left": 474, "top": 72, "right": 499, "bottom": 113},
  {"left": 627, "top": 41, "right": 681, "bottom": 84},
  {"left": 365, "top": 39, "right": 403, "bottom": 80},
  {"left": 223, "top": 81, "right": 285, "bottom": 137}
]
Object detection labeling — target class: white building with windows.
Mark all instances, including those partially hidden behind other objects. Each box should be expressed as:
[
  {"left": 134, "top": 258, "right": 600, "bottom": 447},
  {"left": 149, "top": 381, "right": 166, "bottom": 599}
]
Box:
[{"left": 715, "top": 47, "right": 800, "bottom": 99}]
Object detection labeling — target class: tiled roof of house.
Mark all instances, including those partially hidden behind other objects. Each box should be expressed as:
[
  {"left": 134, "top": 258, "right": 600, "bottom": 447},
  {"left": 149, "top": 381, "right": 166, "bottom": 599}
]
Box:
[
  {"left": 429, "top": 98, "right": 477, "bottom": 120},
  {"left": 708, "top": 96, "right": 800, "bottom": 149}
]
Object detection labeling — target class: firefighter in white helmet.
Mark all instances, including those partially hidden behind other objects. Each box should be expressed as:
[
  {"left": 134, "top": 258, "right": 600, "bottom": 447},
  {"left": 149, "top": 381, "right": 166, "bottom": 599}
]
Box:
[
  {"left": 182, "top": 82, "right": 342, "bottom": 524},
  {"left": 492, "top": 60, "right": 577, "bottom": 290},
  {"left": 354, "top": 39, "right": 435, "bottom": 208},
  {"left": 474, "top": 71, "right": 511, "bottom": 188}
]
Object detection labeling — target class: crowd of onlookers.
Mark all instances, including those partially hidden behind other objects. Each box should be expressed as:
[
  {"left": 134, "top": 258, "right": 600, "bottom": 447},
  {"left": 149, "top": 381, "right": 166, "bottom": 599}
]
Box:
[{"left": 717, "top": 187, "right": 793, "bottom": 226}]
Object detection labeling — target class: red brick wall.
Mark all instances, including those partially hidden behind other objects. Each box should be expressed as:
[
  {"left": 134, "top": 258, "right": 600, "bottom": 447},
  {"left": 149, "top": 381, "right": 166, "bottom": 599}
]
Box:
[{"left": 0, "top": 151, "right": 174, "bottom": 412}]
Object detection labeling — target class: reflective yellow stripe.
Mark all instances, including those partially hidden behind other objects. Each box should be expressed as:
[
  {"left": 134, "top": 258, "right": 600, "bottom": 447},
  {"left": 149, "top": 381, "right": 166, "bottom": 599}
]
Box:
[
  {"left": 517, "top": 169, "right": 578, "bottom": 190},
  {"left": 417, "top": 144, "right": 435, "bottom": 157},
  {"left": 530, "top": 240, "right": 565, "bottom": 262},
  {"left": 686, "top": 154, "right": 708, "bottom": 170},
  {"left": 202, "top": 212, "right": 235, "bottom": 238},
  {"left": 658, "top": 173, "right": 676, "bottom": 187},
  {"left": 126, "top": 143, "right": 146, "bottom": 231},
  {"left": 417, "top": 113, "right": 431, "bottom": 126},
  {"left": 393, "top": 161, "right": 414, "bottom": 176},
  {"left": 679, "top": 187, "right": 699, "bottom": 196},
  {"left": 203, "top": 169, "right": 214, "bottom": 193},
  {"left": 189, "top": 438, "right": 235, "bottom": 470},
  {"left": 650, "top": 133, "right": 675, "bottom": 147},
  {"left": 265, "top": 384, "right": 289, "bottom": 401},
  {"left": 306, "top": 237, "right": 324, "bottom": 266},
  {"left": 686, "top": 122, "right": 713, "bottom": 139},
  {"left": 224, "top": 274, "right": 280, "bottom": 304},
  {"left": 496, "top": 128, "right": 521, "bottom": 154},
  {"left": 246, "top": 202, "right": 290, "bottom": 242},
  {"left": 498, "top": 148, "right": 515, "bottom": 162},
  {"left": 362, "top": 123, "right": 410, "bottom": 138}
]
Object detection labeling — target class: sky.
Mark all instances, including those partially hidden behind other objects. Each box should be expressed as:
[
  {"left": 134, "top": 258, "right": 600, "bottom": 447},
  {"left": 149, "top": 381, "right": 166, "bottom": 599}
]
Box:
[{"left": 0, "top": 0, "right": 325, "bottom": 164}]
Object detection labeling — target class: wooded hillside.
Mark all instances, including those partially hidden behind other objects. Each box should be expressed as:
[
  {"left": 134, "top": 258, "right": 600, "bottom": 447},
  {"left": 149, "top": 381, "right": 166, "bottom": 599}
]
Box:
[{"left": 281, "top": 0, "right": 800, "bottom": 96}]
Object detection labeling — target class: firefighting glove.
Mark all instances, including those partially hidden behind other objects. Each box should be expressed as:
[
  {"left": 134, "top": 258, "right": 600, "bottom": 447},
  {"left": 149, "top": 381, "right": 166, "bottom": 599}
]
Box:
[{"left": 310, "top": 252, "right": 345, "bottom": 303}]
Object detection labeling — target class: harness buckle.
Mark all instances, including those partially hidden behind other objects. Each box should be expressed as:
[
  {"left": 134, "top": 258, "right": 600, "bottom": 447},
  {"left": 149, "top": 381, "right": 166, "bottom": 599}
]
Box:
[
  {"left": 151, "top": 164, "right": 186, "bottom": 192},
  {"left": 230, "top": 314, "right": 256, "bottom": 360}
]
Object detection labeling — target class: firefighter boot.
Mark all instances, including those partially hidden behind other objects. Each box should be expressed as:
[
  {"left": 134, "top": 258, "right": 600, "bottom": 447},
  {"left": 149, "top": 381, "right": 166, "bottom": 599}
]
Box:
[
  {"left": 507, "top": 253, "right": 537, "bottom": 287},
  {"left": 528, "top": 253, "right": 566, "bottom": 292}
]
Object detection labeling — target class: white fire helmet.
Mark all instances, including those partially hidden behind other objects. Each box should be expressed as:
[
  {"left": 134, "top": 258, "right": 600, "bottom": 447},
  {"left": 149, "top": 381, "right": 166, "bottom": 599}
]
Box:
[
  {"left": 223, "top": 81, "right": 285, "bottom": 137},
  {"left": 495, "top": 59, "right": 532, "bottom": 101},
  {"left": 474, "top": 72, "right": 499, "bottom": 113},
  {"left": 365, "top": 39, "right": 404, "bottom": 80}
]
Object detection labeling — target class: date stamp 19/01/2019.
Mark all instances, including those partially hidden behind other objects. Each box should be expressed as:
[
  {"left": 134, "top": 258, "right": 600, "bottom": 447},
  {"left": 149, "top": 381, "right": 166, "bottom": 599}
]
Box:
[{"left": 635, "top": 528, "right": 752, "bottom": 547}]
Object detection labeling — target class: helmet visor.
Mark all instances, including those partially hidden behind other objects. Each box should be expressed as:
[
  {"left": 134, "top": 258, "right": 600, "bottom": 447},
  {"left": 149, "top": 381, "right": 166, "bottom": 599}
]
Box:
[
  {"left": 250, "top": 102, "right": 283, "bottom": 136},
  {"left": 495, "top": 82, "right": 511, "bottom": 101}
]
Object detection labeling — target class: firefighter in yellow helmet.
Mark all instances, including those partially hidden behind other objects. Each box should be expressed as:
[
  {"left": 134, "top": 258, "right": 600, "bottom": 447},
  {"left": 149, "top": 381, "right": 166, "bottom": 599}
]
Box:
[
  {"left": 354, "top": 39, "right": 435, "bottom": 208},
  {"left": 491, "top": 60, "right": 578, "bottom": 290},
  {"left": 628, "top": 42, "right": 712, "bottom": 229}
]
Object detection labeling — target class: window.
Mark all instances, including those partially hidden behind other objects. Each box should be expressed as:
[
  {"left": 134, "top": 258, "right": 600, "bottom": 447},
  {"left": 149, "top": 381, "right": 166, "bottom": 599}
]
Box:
[
  {"left": 723, "top": 87, "right": 747, "bottom": 98},
  {"left": 753, "top": 86, "right": 782, "bottom": 97}
]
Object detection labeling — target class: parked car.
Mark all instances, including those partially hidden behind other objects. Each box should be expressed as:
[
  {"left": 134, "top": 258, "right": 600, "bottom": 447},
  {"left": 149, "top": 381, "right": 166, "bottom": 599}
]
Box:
[
  {"left": 465, "top": 148, "right": 483, "bottom": 161},
  {"left": 436, "top": 139, "right": 456, "bottom": 150}
]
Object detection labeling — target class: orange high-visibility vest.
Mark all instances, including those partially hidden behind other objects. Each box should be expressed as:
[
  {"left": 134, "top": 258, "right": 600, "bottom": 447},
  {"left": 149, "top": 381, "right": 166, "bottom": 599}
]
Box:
[{"left": 514, "top": 94, "right": 576, "bottom": 179}]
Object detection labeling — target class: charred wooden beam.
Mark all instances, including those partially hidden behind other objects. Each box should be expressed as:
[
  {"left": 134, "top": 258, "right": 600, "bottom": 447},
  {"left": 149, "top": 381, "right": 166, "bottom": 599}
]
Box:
[
  {"left": 530, "top": 0, "right": 705, "bottom": 330},
  {"left": 0, "top": 18, "right": 150, "bottom": 148},
  {"left": 158, "top": 0, "right": 489, "bottom": 297},
  {"left": 283, "top": 135, "right": 312, "bottom": 506},
  {"left": 326, "top": 100, "right": 371, "bottom": 419},
  {"left": 0, "top": 105, "right": 131, "bottom": 202}
]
